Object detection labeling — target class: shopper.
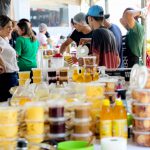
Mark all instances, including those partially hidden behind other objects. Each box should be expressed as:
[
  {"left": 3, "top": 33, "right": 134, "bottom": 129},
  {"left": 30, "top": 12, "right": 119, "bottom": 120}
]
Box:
[
  {"left": 60, "top": 12, "right": 92, "bottom": 54},
  {"left": 15, "top": 21, "right": 39, "bottom": 71},
  {"left": 0, "top": 15, "right": 19, "bottom": 102},
  {"left": 86, "top": 5, "right": 120, "bottom": 68},
  {"left": 120, "top": 8, "right": 145, "bottom": 67}
]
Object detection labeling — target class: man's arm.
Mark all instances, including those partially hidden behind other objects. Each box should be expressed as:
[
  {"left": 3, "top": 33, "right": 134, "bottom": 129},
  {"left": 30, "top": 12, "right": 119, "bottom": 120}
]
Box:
[{"left": 59, "top": 38, "right": 73, "bottom": 54}]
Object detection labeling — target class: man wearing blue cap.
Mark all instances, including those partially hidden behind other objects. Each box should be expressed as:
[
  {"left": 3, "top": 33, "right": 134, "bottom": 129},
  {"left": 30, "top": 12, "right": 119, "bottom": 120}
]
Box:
[{"left": 85, "top": 5, "right": 120, "bottom": 68}]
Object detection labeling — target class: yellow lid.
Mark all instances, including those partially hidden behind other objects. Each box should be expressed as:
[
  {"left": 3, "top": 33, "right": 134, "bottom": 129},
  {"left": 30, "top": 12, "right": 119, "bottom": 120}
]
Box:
[
  {"left": 116, "top": 99, "right": 123, "bottom": 106},
  {"left": 102, "top": 99, "right": 110, "bottom": 106}
]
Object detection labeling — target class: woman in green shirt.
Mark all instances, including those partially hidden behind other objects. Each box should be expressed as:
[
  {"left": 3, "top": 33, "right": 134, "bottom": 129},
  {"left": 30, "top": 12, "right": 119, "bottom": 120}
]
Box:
[{"left": 15, "top": 22, "right": 39, "bottom": 71}]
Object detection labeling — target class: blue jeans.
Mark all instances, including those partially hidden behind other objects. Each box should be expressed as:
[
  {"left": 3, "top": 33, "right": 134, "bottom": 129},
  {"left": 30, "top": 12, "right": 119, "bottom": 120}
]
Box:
[{"left": 0, "top": 72, "right": 18, "bottom": 102}]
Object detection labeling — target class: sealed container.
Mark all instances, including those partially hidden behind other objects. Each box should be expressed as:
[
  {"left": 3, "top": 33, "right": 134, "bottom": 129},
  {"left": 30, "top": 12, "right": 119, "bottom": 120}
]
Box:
[
  {"left": 0, "top": 124, "right": 18, "bottom": 138},
  {"left": 0, "top": 107, "right": 18, "bottom": 124},
  {"left": 51, "top": 56, "right": 64, "bottom": 69},
  {"left": 32, "top": 77, "right": 42, "bottom": 84},
  {"left": 74, "top": 103, "right": 91, "bottom": 119},
  {"left": 26, "top": 122, "right": 44, "bottom": 135},
  {"left": 0, "top": 138, "right": 17, "bottom": 150},
  {"left": 26, "top": 134, "right": 44, "bottom": 143},
  {"left": 73, "top": 119, "right": 91, "bottom": 134},
  {"left": 48, "top": 101, "right": 64, "bottom": 118},
  {"left": 32, "top": 68, "right": 42, "bottom": 77},
  {"left": 132, "top": 89, "right": 150, "bottom": 103},
  {"left": 132, "top": 102, "right": 150, "bottom": 118},
  {"left": 47, "top": 133, "right": 67, "bottom": 141},
  {"left": 18, "top": 79, "right": 27, "bottom": 86},
  {"left": 133, "top": 130, "right": 150, "bottom": 147},
  {"left": 83, "top": 56, "right": 96, "bottom": 66},
  {"left": 49, "top": 121, "right": 65, "bottom": 134},
  {"left": 133, "top": 117, "right": 150, "bottom": 132},
  {"left": 18, "top": 71, "right": 30, "bottom": 79},
  {"left": 71, "top": 132, "right": 92, "bottom": 142},
  {"left": 25, "top": 102, "right": 44, "bottom": 121}
]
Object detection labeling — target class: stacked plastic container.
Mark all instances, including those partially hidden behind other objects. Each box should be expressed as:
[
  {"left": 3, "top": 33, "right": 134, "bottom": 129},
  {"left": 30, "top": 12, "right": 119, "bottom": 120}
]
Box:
[
  {"left": 25, "top": 102, "right": 45, "bottom": 149},
  {"left": 131, "top": 66, "right": 150, "bottom": 147},
  {"left": 18, "top": 71, "right": 30, "bottom": 86},
  {"left": 47, "top": 101, "right": 67, "bottom": 141},
  {"left": 0, "top": 107, "right": 18, "bottom": 149},
  {"left": 71, "top": 103, "right": 92, "bottom": 142},
  {"left": 31, "top": 68, "right": 42, "bottom": 84}
]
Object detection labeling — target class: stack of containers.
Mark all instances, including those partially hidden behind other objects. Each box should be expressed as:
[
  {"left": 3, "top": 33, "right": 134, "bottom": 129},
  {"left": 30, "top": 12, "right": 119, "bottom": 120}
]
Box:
[
  {"left": 71, "top": 103, "right": 92, "bottom": 142},
  {"left": 47, "top": 101, "right": 67, "bottom": 141},
  {"left": 18, "top": 71, "right": 30, "bottom": 86},
  {"left": 131, "top": 66, "right": 150, "bottom": 147},
  {"left": 59, "top": 68, "right": 68, "bottom": 84},
  {"left": 25, "top": 102, "right": 45, "bottom": 149},
  {"left": 0, "top": 107, "right": 18, "bottom": 149},
  {"left": 32, "top": 68, "right": 42, "bottom": 84},
  {"left": 46, "top": 69, "right": 57, "bottom": 84}
]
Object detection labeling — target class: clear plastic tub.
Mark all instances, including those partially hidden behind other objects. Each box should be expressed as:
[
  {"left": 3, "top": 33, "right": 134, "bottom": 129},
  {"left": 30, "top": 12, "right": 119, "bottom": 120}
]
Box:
[
  {"left": 0, "top": 124, "right": 18, "bottom": 138},
  {"left": 133, "top": 130, "right": 150, "bottom": 147},
  {"left": 32, "top": 77, "right": 42, "bottom": 84},
  {"left": 132, "top": 89, "right": 150, "bottom": 103},
  {"left": 18, "top": 71, "right": 30, "bottom": 79},
  {"left": 51, "top": 57, "right": 64, "bottom": 69},
  {"left": 133, "top": 117, "right": 150, "bottom": 132},
  {"left": 26, "top": 134, "right": 44, "bottom": 143},
  {"left": 25, "top": 102, "right": 44, "bottom": 121},
  {"left": 26, "top": 122, "right": 44, "bottom": 135},
  {"left": 0, "top": 138, "right": 17, "bottom": 150},
  {"left": 83, "top": 56, "right": 96, "bottom": 65},
  {"left": 32, "top": 68, "right": 42, "bottom": 77},
  {"left": 132, "top": 102, "right": 150, "bottom": 118},
  {"left": 0, "top": 107, "right": 18, "bottom": 124},
  {"left": 18, "top": 79, "right": 27, "bottom": 86}
]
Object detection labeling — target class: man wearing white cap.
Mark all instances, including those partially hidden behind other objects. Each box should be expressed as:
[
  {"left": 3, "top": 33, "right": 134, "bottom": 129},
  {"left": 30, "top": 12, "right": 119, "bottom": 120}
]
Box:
[{"left": 60, "top": 12, "right": 92, "bottom": 54}]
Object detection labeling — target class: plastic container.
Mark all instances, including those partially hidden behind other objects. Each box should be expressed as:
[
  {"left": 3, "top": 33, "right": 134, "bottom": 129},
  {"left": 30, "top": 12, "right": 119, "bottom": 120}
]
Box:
[
  {"left": 26, "top": 122, "right": 44, "bottom": 135},
  {"left": 133, "top": 117, "right": 150, "bottom": 132},
  {"left": 49, "top": 121, "right": 65, "bottom": 134},
  {"left": 18, "top": 71, "right": 30, "bottom": 79},
  {"left": 25, "top": 102, "right": 44, "bottom": 121},
  {"left": 132, "top": 102, "right": 150, "bottom": 118},
  {"left": 32, "top": 68, "right": 42, "bottom": 77},
  {"left": 83, "top": 56, "right": 96, "bottom": 66},
  {"left": 71, "top": 132, "right": 92, "bottom": 142},
  {"left": 132, "top": 89, "right": 150, "bottom": 103},
  {"left": 132, "top": 130, "right": 150, "bottom": 147},
  {"left": 74, "top": 103, "right": 91, "bottom": 119},
  {"left": 47, "top": 133, "right": 68, "bottom": 141},
  {"left": 32, "top": 77, "right": 42, "bottom": 84},
  {"left": 0, "top": 107, "right": 18, "bottom": 124},
  {"left": 26, "top": 134, "right": 44, "bottom": 143},
  {"left": 0, "top": 138, "right": 17, "bottom": 150},
  {"left": 0, "top": 124, "right": 18, "bottom": 138},
  {"left": 57, "top": 141, "right": 94, "bottom": 150},
  {"left": 48, "top": 101, "right": 65, "bottom": 118},
  {"left": 18, "top": 79, "right": 27, "bottom": 86},
  {"left": 51, "top": 57, "right": 64, "bottom": 69}
]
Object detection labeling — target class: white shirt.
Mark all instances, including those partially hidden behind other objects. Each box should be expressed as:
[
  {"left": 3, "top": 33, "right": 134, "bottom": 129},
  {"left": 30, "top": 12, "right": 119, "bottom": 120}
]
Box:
[
  {"left": 0, "top": 37, "right": 19, "bottom": 73},
  {"left": 36, "top": 32, "right": 47, "bottom": 46}
]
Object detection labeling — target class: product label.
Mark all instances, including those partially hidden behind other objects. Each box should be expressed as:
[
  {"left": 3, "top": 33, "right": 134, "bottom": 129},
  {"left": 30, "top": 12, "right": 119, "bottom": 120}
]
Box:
[
  {"left": 112, "top": 119, "right": 127, "bottom": 138},
  {"left": 100, "top": 120, "right": 112, "bottom": 138}
]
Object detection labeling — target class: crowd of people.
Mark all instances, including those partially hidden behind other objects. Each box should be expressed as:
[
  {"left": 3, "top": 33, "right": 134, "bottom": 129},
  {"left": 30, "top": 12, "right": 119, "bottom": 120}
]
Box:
[{"left": 0, "top": 4, "right": 147, "bottom": 102}]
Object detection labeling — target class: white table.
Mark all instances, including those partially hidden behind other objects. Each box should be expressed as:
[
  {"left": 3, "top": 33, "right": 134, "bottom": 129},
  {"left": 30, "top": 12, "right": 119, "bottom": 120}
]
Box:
[{"left": 94, "top": 139, "right": 150, "bottom": 150}]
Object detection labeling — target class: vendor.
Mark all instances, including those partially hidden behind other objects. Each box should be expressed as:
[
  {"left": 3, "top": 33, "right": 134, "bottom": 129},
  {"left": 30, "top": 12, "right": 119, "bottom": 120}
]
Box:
[{"left": 0, "top": 15, "right": 19, "bottom": 102}]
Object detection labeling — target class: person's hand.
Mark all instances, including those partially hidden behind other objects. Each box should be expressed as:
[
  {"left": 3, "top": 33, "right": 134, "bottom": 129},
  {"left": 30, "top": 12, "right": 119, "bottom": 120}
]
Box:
[{"left": 79, "top": 38, "right": 91, "bottom": 45}]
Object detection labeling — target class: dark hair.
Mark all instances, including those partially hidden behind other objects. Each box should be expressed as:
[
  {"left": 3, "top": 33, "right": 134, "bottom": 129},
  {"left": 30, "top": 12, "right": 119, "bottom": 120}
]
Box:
[
  {"left": 0, "top": 15, "right": 12, "bottom": 28},
  {"left": 19, "top": 18, "right": 30, "bottom": 23},
  {"left": 86, "top": 15, "right": 103, "bottom": 24},
  {"left": 17, "top": 22, "right": 36, "bottom": 42},
  {"left": 71, "top": 18, "right": 74, "bottom": 25}
]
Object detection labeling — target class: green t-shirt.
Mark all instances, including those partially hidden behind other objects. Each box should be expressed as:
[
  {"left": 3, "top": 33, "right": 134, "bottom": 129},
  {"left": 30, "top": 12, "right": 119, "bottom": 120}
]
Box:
[
  {"left": 15, "top": 36, "right": 39, "bottom": 71},
  {"left": 126, "top": 21, "right": 144, "bottom": 63}
]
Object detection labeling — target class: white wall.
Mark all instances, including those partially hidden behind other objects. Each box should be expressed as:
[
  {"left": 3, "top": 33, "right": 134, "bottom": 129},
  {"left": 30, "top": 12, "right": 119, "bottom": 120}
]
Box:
[{"left": 13, "top": 0, "right": 80, "bottom": 37}]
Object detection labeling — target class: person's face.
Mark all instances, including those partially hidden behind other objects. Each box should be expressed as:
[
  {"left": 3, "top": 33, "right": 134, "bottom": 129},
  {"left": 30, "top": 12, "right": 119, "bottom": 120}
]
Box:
[
  {"left": 17, "top": 26, "right": 24, "bottom": 36},
  {"left": 0, "top": 21, "right": 13, "bottom": 38},
  {"left": 73, "top": 22, "right": 83, "bottom": 32},
  {"left": 87, "top": 16, "right": 94, "bottom": 30}
]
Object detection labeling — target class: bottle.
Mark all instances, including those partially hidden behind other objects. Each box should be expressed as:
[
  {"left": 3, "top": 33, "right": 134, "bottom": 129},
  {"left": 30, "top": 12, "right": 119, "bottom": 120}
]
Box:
[
  {"left": 84, "top": 72, "right": 92, "bottom": 82},
  {"left": 72, "top": 68, "right": 78, "bottom": 82},
  {"left": 76, "top": 69, "right": 84, "bottom": 82},
  {"left": 93, "top": 70, "right": 99, "bottom": 81},
  {"left": 100, "top": 99, "right": 112, "bottom": 139},
  {"left": 112, "top": 99, "right": 127, "bottom": 138},
  {"left": 16, "top": 138, "right": 28, "bottom": 150}
]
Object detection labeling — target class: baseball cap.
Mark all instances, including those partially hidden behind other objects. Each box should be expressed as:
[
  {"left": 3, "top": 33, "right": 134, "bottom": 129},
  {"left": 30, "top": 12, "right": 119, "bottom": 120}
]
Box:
[{"left": 87, "top": 5, "right": 110, "bottom": 19}]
